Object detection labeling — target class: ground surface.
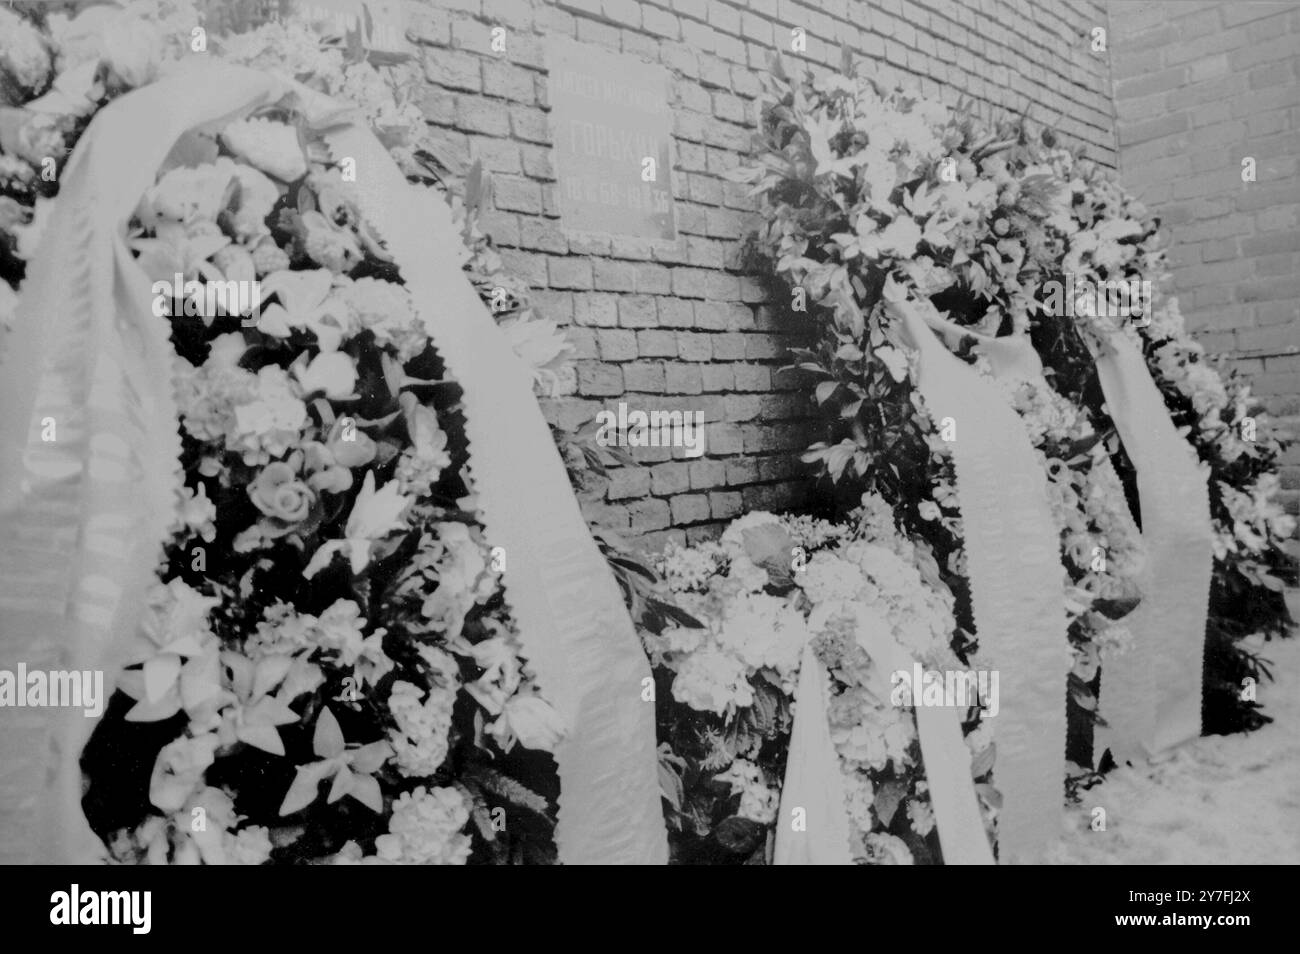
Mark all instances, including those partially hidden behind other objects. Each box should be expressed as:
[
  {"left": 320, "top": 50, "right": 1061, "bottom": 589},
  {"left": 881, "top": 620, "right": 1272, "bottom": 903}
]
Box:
[{"left": 1051, "top": 631, "right": 1300, "bottom": 865}]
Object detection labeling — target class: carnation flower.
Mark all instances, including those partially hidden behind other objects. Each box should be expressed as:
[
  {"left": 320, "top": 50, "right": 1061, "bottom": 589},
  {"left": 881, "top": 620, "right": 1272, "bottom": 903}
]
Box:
[
  {"left": 672, "top": 647, "right": 753, "bottom": 715},
  {"left": 230, "top": 365, "right": 309, "bottom": 465},
  {"left": 224, "top": 826, "right": 273, "bottom": 865},
  {"left": 387, "top": 680, "right": 454, "bottom": 777},
  {"left": 374, "top": 786, "right": 471, "bottom": 865}
]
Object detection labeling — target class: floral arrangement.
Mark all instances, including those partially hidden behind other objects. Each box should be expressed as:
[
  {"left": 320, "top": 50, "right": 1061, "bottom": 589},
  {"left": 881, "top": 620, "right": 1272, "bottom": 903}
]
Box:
[
  {"left": 732, "top": 60, "right": 1295, "bottom": 758},
  {"left": 648, "top": 502, "right": 997, "bottom": 865},
  {"left": 0, "top": 1, "right": 596, "bottom": 864}
]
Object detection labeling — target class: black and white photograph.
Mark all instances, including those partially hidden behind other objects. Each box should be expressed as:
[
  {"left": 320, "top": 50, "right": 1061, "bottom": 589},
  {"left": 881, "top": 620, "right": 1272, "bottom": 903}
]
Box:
[{"left": 0, "top": 0, "right": 1296, "bottom": 908}]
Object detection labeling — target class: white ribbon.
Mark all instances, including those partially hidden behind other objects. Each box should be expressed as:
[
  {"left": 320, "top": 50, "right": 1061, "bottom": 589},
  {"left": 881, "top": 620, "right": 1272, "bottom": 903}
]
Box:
[
  {"left": 775, "top": 605, "right": 994, "bottom": 865},
  {"left": 1092, "top": 331, "right": 1213, "bottom": 759},
  {"left": 0, "top": 60, "right": 666, "bottom": 864},
  {"left": 896, "top": 304, "right": 1070, "bottom": 864}
]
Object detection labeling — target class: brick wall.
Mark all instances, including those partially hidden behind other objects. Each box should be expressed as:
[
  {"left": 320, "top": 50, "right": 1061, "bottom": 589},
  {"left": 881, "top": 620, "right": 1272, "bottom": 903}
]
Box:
[
  {"left": 1108, "top": 0, "right": 1300, "bottom": 525},
  {"left": 405, "top": 0, "right": 1116, "bottom": 550}
]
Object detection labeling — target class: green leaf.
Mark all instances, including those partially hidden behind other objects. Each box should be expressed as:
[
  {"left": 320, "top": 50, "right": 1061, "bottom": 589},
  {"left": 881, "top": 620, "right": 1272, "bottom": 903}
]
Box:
[
  {"left": 970, "top": 740, "right": 996, "bottom": 778},
  {"left": 873, "top": 779, "right": 908, "bottom": 827}
]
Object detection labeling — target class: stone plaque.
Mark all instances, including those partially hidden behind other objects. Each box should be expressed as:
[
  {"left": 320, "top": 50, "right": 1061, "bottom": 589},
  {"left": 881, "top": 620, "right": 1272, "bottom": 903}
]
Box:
[{"left": 546, "top": 37, "right": 677, "bottom": 240}]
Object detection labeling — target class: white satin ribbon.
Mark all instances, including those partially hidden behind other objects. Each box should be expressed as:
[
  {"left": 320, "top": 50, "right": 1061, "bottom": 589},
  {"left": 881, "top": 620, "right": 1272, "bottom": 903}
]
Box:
[
  {"left": 898, "top": 306, "right": 1070, "bottom": 864},
  {"left": 1092, "top": 331, "right": 1213, "bottom": 759},
  {"left": 775, "top": 609, "right": 994, "bottom": 865},
  {"left": 0, "top": 60, "right": 666, "bottom": 864}
]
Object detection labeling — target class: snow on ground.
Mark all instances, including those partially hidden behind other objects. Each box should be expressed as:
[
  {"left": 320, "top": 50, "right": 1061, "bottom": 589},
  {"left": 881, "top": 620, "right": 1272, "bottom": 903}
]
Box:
[{"left": 1050, "top": 631, "right": 1300, "bottom": 864}]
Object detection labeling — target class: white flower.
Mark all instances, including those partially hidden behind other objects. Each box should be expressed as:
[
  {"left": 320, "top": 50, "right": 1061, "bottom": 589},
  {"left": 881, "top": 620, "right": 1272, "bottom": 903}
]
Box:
[
  {"left": 672, "top": 647, "right": 753, "bottom": 715},
  {"left": 295, "top": 351, "right": 357, "bottom": 399},
  {"left": 864, "top": 831, "right": 914, "bottom": 865},
  {"left": 491, "top": 693, "right": 567, "bottom": 753},
  {"left": 386, "top": 680, "right": 454, "bottom": 777},
  {"left": 219, "top": 117, "right": 308, "bottom": 183},
  {"left": 224, "top": 826, "right": 273, "bottom": 865},
  {"left": 717, "top": 759, "right": 779, "bottom": 824},
  {"left": 230, "top": 365, "right": 309, "bottom": 465},
  {"left": 304, "top": 471, "right": 412, "bottom": 578},
  {"left": 258, "top": 269, "right": 354, "bottom": 351},
  {"left": 374, "top": 786, "right": 471, "bottom": 865},
  {"left": 875, "top": 344, "right": 910, "bottom": 382}
]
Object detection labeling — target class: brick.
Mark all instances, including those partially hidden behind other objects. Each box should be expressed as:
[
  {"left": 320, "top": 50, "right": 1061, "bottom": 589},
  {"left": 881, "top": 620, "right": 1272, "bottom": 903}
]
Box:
[
  {"left": 568, "top": 233, "right": 614, "bottom": 256},
  {"left": 480, "top": 209, "right": 520, "bottom": 246},
  {"left": 519, "top": 218, "right": 567, "bottom": 253},
  {"left": 735, "top": 364, "right": 771, "bottom": 390},
  {"left": 707, "top": 2, "right": 741, "bottom": 35},
  {"left": 567, "top": 327, "right": 598, "bottom": 359},
  {"left": 725, "top": 456, "right": 760, "bottom": 484},
  {"left": 724, "top": 394, "right": 761, "bottom": 421},
  {"left": 509, "top": 105, "right": 549, "bottom": 143},
  {"left": 602, "top": 0, "right": 642, "bottom": 27},
  {"left": 418, "top": 86, "right": 456, "bottom": 123},
  {"left": 594, "top": 259, "right": 638, "bottom": 292},
  {"left": 657, "top": 297, "right": 695, "bottom": 327},
  {"left": 651, "top": 462, "right": 691, "bottom": 495},
  {"left": 497, "top": 249, "right": 547, "bottom": 286},
  {"left": 619, "top": 295, "right": 659, "bottom": 327},
  {"left": 574, "top": 293, "right": 620, "bottom": 327},
  {"left": 624, "top": 29, "right": 661, "bottom": 58},
  {"left": 701, "top": 363, "right": 735, "bottom": 391},
  {"left": 407, "top": 5, "right": 452, "bottom": 45},
  {"left": 531, "top": 289, "right": 574, "bottom": 324},
  {"left": 635, "top": 263, "right": 674, "bottom": 294},
  {"left": 711, "top": 333, "right": 747, "bottom": 360},
  {"left": 598, "top": 329, "right": 638, "bottom": 361},
  {"left": 666, "top": 364, "right": 704, "bottom": 394},
  {"left": 611, "top": 235, "right": 656, "bottom": 260},
  {"left": 423, "top": 48, "right": 481, "bottom": 91},
  {"left": 623, "top": 362, "right": 667, "bottom": 392},
  {"left": 677, "top": 331, "right": 713, "bottom": 360},
  {"left": 607, "top": 465, "right": 651, "bottom": 500},
  {"left": 548, "top": 256, "right": 594, "bottom": 289},
  {"left": 672, "top": 267, "right": 712, "bottom": 298},
  {"left": 670, "top": 493, "right": 712, "bottom": 524},
  {"left": 457, "top": 98, "right": 512, "bottom": 135},
  {"left": 482, "top": 60, "right": 536, "bottom": 102},
  {"left": 689, "top": 458, "right": 727, "bottom": 490},
  {"left": 629, "top": 498, "right": 672, "bottom": 531},
  {"left": 642, "top": 3, "right": 681, "bottom": 39},
  {"left": 693, "top": 300, "right": 731, "bottom": 330},
  {"left": 708, "top": 490, "right": 743, "bottom": 519},
  {"left": 638, "top": 329, "right": 678, "bottom": 357},
  {"left": 577, "top": 361, "right": 624, "bottom": 396}
]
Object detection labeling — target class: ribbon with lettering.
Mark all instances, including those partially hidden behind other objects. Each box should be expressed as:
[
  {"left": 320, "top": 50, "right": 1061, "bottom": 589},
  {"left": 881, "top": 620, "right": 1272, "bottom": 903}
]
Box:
[
  {"left": 0, "top": 60, "right": 666, "bottom": 864},
  {"left": 887, "top": 299, "right": 1070, "bottom": 864},
  {"left": 1091, "top": 329, "right": 1213, "bottom": 759},
  {"left": 775, "top": 593, "right": 995, "bottom": 865}
]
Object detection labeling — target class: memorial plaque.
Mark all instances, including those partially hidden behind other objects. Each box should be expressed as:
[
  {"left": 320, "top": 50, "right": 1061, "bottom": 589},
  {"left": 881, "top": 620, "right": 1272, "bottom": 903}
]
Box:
[{"left": 546, "top": 38, "right": 677, "bottom": 240}]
